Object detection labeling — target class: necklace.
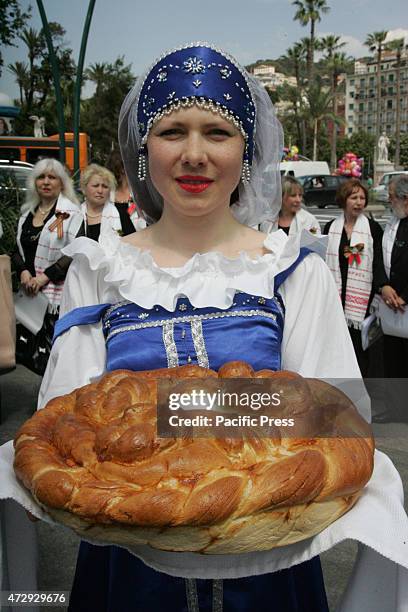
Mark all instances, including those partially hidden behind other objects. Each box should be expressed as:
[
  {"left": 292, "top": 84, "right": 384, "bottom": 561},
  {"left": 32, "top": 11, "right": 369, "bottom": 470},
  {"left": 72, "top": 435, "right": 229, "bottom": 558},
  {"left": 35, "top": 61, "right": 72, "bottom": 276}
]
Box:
[
  {"left": 37, "top": 202, "right": 55, "bottom": 216},
  {"left": 86, "top": 211, "right": 102, "bottom": 219}
]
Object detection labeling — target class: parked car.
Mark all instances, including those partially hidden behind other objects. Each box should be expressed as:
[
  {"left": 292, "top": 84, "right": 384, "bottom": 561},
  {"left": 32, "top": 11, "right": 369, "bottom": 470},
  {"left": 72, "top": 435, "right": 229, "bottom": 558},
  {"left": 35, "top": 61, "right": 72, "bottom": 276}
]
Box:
[
  {"left": 371, "top": 171, "right": 408, "bottom": 203},
  {"left": 298, "top": 174, "right": 349, "bottom": 208},
  {"left": 0, "top": 159, "right": 33, "bottom": 193}
]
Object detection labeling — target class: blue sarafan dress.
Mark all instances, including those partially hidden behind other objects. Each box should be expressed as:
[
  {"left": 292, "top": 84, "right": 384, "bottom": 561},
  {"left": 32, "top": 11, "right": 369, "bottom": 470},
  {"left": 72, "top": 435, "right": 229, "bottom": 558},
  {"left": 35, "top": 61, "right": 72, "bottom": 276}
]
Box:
[{"left": 50, "top": 243, "right": 330, "bottom": 612}]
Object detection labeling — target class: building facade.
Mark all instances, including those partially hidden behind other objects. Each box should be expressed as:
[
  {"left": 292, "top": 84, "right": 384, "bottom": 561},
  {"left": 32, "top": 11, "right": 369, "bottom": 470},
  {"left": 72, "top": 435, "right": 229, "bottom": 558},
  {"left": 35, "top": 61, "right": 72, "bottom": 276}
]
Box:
[
  {"left": 252, "top": 64, "right": 297, "bottom": 90},
  {"left": 345, "top": 50, "right": 408, "bottom": 137}
]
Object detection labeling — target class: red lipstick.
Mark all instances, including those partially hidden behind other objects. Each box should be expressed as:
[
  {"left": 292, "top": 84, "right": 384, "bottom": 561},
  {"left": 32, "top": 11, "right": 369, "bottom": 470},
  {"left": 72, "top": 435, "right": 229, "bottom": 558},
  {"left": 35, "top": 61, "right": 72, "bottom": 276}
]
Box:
[{"left": 176, "top": 175, "right": 213, "bottom": 194}]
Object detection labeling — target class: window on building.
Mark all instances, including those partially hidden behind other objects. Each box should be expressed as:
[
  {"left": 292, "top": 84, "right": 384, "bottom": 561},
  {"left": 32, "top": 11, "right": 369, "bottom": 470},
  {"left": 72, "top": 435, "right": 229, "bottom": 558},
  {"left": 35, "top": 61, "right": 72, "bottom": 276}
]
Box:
[
  {"left": 369, "top": 76, "right": 375, "bottom": 85},
  {"left": 350, "top": 79, "right": 355, "bottom": 86},
  {"left": 360, "top": 79, "right": 365, "bottom": 87},
  {"left": 387, "top": 100, "right": 393, "bottom": 109},
  {"left": 368, "top": 101, "right": 373, "bottom": 110},
  {"left": 349, "top": 103, "right": 354, "bottom": 110},
  {"left": 388, "top": 87, "right": 394, "bottom": 96},
  {"left": 367, "top": 126, "right": 372, "bottom": 132},
  {"left": 348, "top": 127, "right": 353, "bottom": 134},
  {"left": 359, "top": 103, "right": 364, "bottom": 111},
  {"left": 348, "top": 115, "right": 354, "bottom": 122},
  {"left": 389, "top": 74, "right": 394, "bottom": 82}
]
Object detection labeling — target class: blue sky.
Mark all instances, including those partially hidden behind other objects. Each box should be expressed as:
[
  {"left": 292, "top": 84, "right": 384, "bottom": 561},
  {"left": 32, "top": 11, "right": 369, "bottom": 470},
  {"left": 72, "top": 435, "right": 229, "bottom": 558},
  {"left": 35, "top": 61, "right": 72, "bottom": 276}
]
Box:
[{"left": 2, "top": 0, "right": 408, "bottom": 102}]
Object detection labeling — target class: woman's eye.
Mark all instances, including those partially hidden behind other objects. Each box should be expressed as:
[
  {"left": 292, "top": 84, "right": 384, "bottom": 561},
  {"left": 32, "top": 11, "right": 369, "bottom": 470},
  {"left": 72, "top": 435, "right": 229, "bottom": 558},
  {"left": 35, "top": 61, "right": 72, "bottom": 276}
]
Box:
[
  {"left": 158, "top": 128, "right": 183, "bottom": 137},
  {"left": 209, "top": 129, "right": 231, "bottom": 137}
]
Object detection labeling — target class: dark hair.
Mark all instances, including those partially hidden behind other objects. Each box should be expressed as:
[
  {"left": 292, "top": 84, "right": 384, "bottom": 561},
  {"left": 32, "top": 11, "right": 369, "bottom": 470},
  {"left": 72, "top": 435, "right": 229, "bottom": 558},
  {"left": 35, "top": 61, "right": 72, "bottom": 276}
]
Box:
[
  {"left": 106, "top": 149, "right": 125, "bottom": 184},
  {"left": 335, "top": 178, "right": 368, "bottom": 209}
]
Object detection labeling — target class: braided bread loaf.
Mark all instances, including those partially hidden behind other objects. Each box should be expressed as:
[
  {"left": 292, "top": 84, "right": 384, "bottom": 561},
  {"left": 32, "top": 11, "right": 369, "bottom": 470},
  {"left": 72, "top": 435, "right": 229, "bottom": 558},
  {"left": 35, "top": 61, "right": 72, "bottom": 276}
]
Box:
[{"left": 14, "top": 362, "right": 374, "bottom": 554}]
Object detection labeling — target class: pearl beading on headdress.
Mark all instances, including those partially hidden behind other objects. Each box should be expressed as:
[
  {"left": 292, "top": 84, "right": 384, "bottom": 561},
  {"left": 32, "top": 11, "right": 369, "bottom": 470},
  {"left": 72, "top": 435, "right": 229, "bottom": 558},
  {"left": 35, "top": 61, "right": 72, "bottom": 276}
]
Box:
[{"left": 135, "top": 42, "right": 257, "bottom": 183}]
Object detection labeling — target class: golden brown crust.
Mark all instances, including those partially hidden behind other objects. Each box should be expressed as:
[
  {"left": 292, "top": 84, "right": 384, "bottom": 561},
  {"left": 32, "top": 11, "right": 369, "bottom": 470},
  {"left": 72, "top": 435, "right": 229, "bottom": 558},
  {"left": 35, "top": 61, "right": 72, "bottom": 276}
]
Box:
[{"left": 13, "top": 362, "right": 374, "bottom": 553}]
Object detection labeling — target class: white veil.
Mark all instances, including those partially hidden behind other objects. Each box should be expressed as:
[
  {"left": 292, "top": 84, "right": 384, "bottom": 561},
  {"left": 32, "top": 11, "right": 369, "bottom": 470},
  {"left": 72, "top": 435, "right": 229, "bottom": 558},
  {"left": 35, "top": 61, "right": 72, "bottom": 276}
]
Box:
[{"left": 118, "top": 45, "right": 283, "bottom": 228}]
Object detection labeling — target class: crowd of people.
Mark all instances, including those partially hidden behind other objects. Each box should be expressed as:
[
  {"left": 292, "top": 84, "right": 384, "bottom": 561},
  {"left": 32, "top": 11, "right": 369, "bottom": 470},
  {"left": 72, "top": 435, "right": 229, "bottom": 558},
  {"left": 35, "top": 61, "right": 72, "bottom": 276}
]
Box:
[
  {"left": 7, "top": 154, "right": 145, "bottom": 375},
  {"left": 0, "top": 40, "right": 407, "bottom": 612}
]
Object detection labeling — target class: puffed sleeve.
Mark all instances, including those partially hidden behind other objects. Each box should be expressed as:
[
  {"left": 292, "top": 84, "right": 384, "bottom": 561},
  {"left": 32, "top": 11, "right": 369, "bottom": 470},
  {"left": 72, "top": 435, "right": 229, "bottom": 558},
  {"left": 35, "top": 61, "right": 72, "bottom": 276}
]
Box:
[
  {"left": 38, "top": 254, "right": 107, "bottom": 409},
  {"left": 279, "top": 253, "right": 360, "bottom": 379}
]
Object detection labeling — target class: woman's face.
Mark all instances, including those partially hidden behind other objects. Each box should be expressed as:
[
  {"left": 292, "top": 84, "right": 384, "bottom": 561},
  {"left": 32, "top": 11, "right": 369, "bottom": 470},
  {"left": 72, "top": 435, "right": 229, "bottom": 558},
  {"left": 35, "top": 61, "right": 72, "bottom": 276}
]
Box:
[
  {"left": 282, "top": 188, "right": 302, "bottom": 216},
  {"left": 35, "top": 169, "right": 62, "bottom": 202},
  {"left": 344, "top": 187, "right": 366, "bottom": 219},
  {"left": 84, "top": 174, "right": 111, "bottom": 207},
  {"left": 147, "top": 106, "right": 245, "bottom": 218}
]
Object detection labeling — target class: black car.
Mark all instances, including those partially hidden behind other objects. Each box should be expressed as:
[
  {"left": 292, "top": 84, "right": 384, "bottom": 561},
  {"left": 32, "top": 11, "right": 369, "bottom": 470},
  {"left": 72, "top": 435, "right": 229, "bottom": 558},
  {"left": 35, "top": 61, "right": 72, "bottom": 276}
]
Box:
[{"left": 298, "top": 175, "right": 349, "bottom": 208}]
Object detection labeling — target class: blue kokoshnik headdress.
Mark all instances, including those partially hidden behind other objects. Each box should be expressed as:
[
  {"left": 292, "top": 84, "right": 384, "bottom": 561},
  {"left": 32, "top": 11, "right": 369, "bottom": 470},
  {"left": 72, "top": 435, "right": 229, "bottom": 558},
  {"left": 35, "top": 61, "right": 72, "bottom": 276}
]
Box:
[
  {"left": 135, "top": 42, "right": 257, "bottom": 183},
  {"left": 119, "top": 42, "right": 283, "bottom": 226}
]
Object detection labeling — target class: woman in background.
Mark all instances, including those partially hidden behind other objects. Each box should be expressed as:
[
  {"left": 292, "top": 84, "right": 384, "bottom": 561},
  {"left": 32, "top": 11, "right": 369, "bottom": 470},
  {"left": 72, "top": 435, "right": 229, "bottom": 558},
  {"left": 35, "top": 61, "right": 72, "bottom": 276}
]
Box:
[
  {"left": 106, "top": 149, "right": 146, "bottom": 231},
  {"left": 263, "top": 176, "right": 320, "bottom": 235},
  {"left": 11, "top": 157, "right": 82, "bottom": 374},
  {"left": 324, "top": 178, "right": 387, "bottom": 375},
  {"left": 79, "top": 163, "right": 137, "bottom": 241}
]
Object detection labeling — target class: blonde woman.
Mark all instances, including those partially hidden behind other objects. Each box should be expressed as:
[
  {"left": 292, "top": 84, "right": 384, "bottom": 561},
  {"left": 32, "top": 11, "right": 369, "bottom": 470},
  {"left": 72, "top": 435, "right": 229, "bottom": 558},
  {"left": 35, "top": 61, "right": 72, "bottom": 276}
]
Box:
[
  {"left": 79, "top": 163, "right": 137, "bottom": 241},
  {"left": 263, "top": 176, "right": 321, "bottom": 235}
]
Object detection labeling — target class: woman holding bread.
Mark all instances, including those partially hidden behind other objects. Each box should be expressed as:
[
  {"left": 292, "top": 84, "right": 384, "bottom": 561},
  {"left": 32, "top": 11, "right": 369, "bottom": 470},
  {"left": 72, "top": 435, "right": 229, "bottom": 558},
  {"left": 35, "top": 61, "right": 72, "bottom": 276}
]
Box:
[{"left": 38, "top": 44, "right": 369, "bottom": 611}]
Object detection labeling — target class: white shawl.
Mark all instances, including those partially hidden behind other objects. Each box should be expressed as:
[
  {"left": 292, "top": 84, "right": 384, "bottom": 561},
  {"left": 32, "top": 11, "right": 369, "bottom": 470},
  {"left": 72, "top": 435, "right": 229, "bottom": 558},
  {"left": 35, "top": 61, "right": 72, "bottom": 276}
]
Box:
[
  {"left": 261, "top": 208, "right": 321, "bottom": 235},
  {"left": 16, "top": 194, "right": 82, "bottom": 312},
  {"left": 382, "top": 214, "right": 400, "bottom": 279},
  {"left": 326, "top": 213, "right": 374, "bottom": 329},
  {"left": 80, "top": 200, "right": 122, "bottom": 240}
]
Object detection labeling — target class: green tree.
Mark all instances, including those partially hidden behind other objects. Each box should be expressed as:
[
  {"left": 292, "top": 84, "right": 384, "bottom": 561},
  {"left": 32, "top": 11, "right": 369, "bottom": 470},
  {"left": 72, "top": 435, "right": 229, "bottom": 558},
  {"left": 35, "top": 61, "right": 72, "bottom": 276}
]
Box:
[
  {"left": 385, "top": 38, "right": 405, "bottom": 167},
  {"left": 0, "top": 0, "right": 30, "bottom": 76},
  {"left": 85, "top": 62, "right": 111, "bottom": 97},
  {"left": 7, "top": 61, "right": 29, "bottom": 106},
  {"left": 81, "top": 57, "right": 136, "bottom": 161},
  {"left": 320, "top": 35, "right": 346, "bottom": 170},
  {"left": 389, "top": 133, "right": 408, "bottom": 168},
  {"left": 292, "top": 0, "right": 330, "bottom": 83},
  {"left": 276, "top": 83, "right": 303, "bottom": 147},
  {"left": 9, "top": 21, "right": 77, "bottom": 135},
  {"left": 305, "top": 78, "right": 337, "bottom": 160},
  {"left": 20, "top": 27, "right": 43, "bottom": 108},
  {"left": 364, "top": 31, "right": 388, "bottom": 155}
]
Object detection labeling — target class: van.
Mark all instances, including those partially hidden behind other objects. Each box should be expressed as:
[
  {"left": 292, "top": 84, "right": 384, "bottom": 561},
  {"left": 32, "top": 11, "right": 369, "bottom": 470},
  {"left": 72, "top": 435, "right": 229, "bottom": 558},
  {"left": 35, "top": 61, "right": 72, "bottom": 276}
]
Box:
[{"left": 280, "top": 161, "right": 330, "bottom": 178}]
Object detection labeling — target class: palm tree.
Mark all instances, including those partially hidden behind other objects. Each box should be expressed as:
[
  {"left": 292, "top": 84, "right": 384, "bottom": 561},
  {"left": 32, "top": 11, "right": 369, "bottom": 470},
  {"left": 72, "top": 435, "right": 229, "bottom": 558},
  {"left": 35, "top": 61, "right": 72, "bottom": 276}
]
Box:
[
  {"left": 85, "top": 62, "right": 111, "bottom": 97},
  {"left": 321, "top": 36, "right": 347, "bottom": 170},
  {"left": 305, "top": 78, "right": 337, "bottom": 160},
  {"left": 365, "top": 31, "right": 388, "bottom": 159},
  {"left": 282, "top": 42, "right": 306, "bottom": 89},
  {"left": 292, "top": 0, "right": 330, "bottom": 83},
  {"left": 20, "top": 27, "right": 43, "bottom": 109},
  {"left": 8, "top": 61, "right": 30, "bottom": 106},
  {"left": 385, "top": 38, "right": 405, "bottom": 167}
]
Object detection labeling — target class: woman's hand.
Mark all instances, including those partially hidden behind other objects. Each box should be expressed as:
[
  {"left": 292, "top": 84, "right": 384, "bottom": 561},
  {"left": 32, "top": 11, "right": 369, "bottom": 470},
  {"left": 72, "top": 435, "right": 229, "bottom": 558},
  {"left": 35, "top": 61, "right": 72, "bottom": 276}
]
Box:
[
  {"left": 29, "top": 273, "right": 49, "bottom": 295},
  {"left": 20, "top": 270, "right": 33, "bottom": 295},
  {"left": 381, "top": 285, "right": 405, "bottom": 312}
]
